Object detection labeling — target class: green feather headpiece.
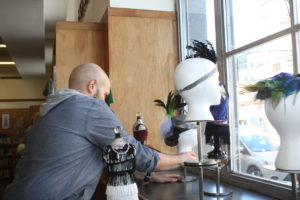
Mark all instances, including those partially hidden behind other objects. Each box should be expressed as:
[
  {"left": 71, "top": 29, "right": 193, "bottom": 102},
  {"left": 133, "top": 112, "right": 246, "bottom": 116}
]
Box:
[{"left": 154, "top": 90, "right": 186, "bottom": 117}]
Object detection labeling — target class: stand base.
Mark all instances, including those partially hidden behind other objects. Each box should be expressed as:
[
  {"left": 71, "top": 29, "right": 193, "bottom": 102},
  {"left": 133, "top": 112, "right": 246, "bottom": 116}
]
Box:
[
  {"left": 207, "top": 149, "right": 227, "bottom": 160},
  {"left": 184, "top": 159, "right": 217, "bottom": 167},
  {"left": 181, "top": 175, "right": 197, "bottom": 182},
  {"left": 204, "top": 189, "right": 233, "bottom": 197}
]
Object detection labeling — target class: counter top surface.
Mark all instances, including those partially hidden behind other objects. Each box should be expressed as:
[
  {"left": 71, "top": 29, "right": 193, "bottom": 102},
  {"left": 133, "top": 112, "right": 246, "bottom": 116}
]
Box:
[{"left": 137, "top": 170, "right": 276, "bottom": 200}]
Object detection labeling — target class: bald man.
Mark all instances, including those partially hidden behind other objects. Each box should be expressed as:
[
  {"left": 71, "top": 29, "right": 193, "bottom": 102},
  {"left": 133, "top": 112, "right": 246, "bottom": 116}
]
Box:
[{"left": 4, "top": 63, "right": 196, "bottom": 200}]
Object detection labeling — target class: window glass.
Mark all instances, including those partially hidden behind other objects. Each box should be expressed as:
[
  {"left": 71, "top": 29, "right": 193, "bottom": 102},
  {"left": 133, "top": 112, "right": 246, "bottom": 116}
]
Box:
[
  {"left": 241, "top": 135, "right": 278, "bottom": 152},
  {"left": 179, "top": 0, "right": 299, "bottom": 195},
  {"left": 187, "top": 0, "right": 216, "bottom": 47},
  {"left": 230, "top": 35, "right": 293, "bottom": 183},
  {"left": 225, "top": 0, "right": 290, "bottom": 51},
  {"left": 297, "top": 0, "right": 300, "bottom": 24}
]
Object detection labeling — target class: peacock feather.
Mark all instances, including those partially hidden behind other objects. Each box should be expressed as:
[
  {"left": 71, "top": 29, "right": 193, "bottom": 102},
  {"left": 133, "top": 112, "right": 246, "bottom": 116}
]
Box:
[{"left": 240, "top": 72, "right": 300, "bottom": 107}]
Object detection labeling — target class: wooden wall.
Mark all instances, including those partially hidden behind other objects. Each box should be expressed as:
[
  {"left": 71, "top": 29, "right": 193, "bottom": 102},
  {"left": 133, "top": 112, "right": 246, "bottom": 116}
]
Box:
[
  {"left": 55, "top": 22, "right": 108, "bottom": 90},
  {"left": 107, "top": 8, "right": 178, "bottom": 153},
  {"left": 55, "top": 9, "right": 179, "bottom": 153}
]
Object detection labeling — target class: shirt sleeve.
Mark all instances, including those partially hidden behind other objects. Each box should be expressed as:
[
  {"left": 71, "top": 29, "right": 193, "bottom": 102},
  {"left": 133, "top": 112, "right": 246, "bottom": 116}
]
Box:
[{"left": 85, "top": 100, "right": 160, "bottom": 172}]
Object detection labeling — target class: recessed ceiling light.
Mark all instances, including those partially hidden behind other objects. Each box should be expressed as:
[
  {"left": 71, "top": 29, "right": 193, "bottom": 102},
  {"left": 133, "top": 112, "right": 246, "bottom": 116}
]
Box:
[
  {"left": 0, "top": 44, "right": 7, "bottom": 48},
  {"left": 0, "top": 61, "right": 15, "bottom": 65}
]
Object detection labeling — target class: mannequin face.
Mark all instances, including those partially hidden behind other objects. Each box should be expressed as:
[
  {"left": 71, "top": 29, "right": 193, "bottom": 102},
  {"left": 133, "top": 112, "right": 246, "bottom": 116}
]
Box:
[
  {"left": 174, "top": 58, "right": 221, "bottom": 106},
  {"left": 204, "top": 70, "right": 221, "bottom": 105},
  {"left": 265, "top": 92, "right": 300, "bottom": 134}
]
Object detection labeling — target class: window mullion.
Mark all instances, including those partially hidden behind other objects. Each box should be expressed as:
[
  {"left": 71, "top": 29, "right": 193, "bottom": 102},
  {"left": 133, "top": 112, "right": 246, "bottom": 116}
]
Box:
[
  {"left": 225, "top": 27, "right": 292, "bottom": 57},
  {"left": 214, "top": 0, "right": 239, "bottom": 175},
  {"left": 214, "top": 0, "right": 226, "bottom": 81},
  {"left": 289, "top": 0, "right": 300, "bottom": 73},
  {"left": 176, "top": 0, "right": 188, "bottom": 62}
]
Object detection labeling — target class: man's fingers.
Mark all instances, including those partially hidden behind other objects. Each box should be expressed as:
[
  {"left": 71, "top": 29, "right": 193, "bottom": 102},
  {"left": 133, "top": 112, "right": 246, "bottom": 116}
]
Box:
[{"left": 165, "top": 174, "right": 181, "bottom": 178}]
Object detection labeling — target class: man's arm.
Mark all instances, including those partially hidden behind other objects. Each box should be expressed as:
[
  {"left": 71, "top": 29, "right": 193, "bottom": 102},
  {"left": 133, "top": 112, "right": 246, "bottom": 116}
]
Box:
[
  {"left": 155, "top": 151, "right": 196, "bottom": 171},
  {"left": 134, "top": 171, "right": 182, "bottom": 183}
]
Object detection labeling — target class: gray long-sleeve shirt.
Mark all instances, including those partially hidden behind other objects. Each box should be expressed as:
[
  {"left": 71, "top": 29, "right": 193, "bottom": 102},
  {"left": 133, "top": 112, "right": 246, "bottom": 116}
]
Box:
[{"left": 4, "top": 90, "right": 159, "bottom": 200}]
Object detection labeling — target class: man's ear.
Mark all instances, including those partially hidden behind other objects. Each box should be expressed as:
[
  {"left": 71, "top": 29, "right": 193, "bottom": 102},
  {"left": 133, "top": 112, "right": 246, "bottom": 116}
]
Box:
[{"left": 87, "top": 79, "right": 97, "bottom": 95}]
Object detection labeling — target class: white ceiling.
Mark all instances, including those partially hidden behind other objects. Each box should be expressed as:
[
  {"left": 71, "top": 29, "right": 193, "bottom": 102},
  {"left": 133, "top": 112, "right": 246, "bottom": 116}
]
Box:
[{"left": 0, "top": 0, "right": 69, "bottom": 78}]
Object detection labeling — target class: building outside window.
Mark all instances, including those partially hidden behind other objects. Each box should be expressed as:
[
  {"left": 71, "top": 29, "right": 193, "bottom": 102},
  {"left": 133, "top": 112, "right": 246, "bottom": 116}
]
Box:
[{"left": 178, "top": 0, "right": 300, "bottom": 198}]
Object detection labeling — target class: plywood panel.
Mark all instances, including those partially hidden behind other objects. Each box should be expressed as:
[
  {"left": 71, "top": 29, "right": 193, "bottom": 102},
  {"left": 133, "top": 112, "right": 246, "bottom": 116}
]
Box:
[
  {"left": 108, "top": 9, "right": 178, "bottom": 153},
  {"left": 55, "top": 22, "right": 108, "bottom": 90},
  {"left": 108, "top": 7, "right": 176, "bottom": 19}
]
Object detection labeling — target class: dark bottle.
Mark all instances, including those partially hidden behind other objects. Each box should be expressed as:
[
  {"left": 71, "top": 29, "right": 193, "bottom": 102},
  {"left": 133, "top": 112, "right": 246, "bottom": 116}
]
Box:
[{"left": 132, "top": 112, "right": 148, "bottom": 145}]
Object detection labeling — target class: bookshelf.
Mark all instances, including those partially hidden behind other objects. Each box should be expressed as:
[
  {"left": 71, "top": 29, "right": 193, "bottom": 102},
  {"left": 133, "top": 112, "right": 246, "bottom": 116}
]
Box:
[{"left": 0, "top": 134, "right": 20, "bottom": 179}]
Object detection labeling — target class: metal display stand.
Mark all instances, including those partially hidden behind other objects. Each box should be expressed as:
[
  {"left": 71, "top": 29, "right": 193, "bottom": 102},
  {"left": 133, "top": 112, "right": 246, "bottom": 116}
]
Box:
[
  {"left": 204, "top": 160, "right": 233, "bottom": 197},
  {"left": 181, "top": 167, "right": 197, "bottom": 182},
  {"left": 277, "top": 169, "right": 300, "bottom": 200},
  {"left": 183, "top": 121, "right": 218, "bottom": 199}
]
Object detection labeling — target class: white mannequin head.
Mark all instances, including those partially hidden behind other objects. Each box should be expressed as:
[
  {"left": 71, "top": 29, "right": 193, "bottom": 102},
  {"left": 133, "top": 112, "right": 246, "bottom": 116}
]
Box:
[
  {"left": 177, "top": 128, "right": 197, "bottom": 153},
  {"left": 174, "top": 58, "right": 221, "bottom": 121},
  {"left": 265, "top": 92, "right": 300, "bottom": 170},
  {"left": 265, "top": 93, "right": 300, "bottom": 134}
]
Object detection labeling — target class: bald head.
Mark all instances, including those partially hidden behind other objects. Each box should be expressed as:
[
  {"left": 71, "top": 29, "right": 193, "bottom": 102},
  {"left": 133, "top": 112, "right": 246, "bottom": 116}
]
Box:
[{"left": 69, "top": 63, "right": 110, "bottom": 100}]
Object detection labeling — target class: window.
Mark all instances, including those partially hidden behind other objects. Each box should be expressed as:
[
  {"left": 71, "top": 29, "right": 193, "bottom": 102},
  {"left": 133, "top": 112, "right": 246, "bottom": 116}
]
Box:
[
  {"left": 178, "top": 0, "right": 300, "bottom": 198},
  {"left": 176, "top": 0, "right": 215, "bottom": 61},
  {"left": 220, "top": 0, "right": 299, "bottom": 197}
]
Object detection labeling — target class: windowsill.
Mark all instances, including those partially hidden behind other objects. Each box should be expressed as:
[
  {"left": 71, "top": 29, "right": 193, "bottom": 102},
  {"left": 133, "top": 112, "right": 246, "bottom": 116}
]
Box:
[{"left": 186, "top": 167, "right": 293, "bottom": 199}]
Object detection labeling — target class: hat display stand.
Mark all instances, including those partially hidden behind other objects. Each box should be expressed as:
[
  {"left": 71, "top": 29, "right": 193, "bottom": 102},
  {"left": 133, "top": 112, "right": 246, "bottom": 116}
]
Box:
[
  {"left": 183, "top": 120, "right": 217, "bottom": 200},
  {"left": 173, "top": 40, "right": 226, "bottom": 199},
  {"left": 203, "top": 160, "right": 233, "bottom": 197},
  {"left": 201, "top": 122, "right": 232, "bottom": 197},
  {"left": 264, "top": 92, "right": 300, "bottom": 200},
  {"left": 182, "top": 120, "right": 233, "bottom": 199},
  {"left": 177, "top": 127, "right": 198, "bottom": 182}
]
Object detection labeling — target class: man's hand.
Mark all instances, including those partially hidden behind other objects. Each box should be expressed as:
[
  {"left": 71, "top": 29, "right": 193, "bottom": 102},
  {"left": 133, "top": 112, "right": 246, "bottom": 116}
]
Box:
[
  {"left": 179, "top": 151, "right": 197, "bottom": 162},
  {"left": 155, "top": 151, "right": 197, "bottom": 170},
  {"left": 151, "top": 172, "right": 182, "bottom": 183}
]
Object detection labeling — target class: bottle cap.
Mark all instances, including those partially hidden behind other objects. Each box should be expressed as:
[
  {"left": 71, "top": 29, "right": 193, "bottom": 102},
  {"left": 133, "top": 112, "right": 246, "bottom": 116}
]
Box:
[{"left": 114, "top": 126, "right": 122, "bottom": 138}]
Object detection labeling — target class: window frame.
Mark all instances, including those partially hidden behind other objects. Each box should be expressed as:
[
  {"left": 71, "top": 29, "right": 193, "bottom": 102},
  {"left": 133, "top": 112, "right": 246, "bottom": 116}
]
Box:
[
  {"left": 214, "top": 0, "right": 300, "bottom": 198},
  {"left": 177, "top": 0, "right": 300, "bottom": 198}
]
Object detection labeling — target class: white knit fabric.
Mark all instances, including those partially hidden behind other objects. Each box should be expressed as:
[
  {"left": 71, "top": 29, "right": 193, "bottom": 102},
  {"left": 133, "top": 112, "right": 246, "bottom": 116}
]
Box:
[{"left": 106, "top": 183, "right": 139, "bottom": 200}]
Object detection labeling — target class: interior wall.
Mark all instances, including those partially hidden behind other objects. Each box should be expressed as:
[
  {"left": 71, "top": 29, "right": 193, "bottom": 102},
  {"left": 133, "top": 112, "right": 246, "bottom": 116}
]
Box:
[
  {"left": 110, "top": 0, "right": 175, "bottom": 11},
  {"left": 0, "top": 102, "right": 43, "bottom": 110},
  {"left": 0, "top": 79, "right": 47, "bottom": 109},
  {"left": 0, "top": 79, "right": 46, "bottom": 99},
  {"left": 65, "top": 0, "right": 80, "bottom": 21},
  {"left": 81, "top": 0, "right": 175, "bottom": 23}
]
